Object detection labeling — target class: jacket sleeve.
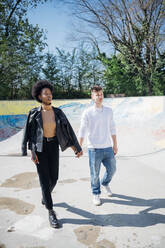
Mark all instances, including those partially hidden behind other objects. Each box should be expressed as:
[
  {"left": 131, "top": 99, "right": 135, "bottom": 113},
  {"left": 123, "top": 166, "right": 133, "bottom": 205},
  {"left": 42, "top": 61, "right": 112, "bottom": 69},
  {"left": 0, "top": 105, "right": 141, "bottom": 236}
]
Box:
[
  {"left": 21, "top": 111, "right": 31, "bottom": 156},
  {"left": 60, "top": 110, "right": 82, "bottom": 153}
]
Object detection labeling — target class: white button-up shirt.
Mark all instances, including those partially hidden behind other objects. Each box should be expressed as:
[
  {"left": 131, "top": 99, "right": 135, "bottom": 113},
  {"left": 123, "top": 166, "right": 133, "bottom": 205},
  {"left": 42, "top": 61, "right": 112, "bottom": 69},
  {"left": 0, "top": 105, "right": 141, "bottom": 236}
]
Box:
[{"left": 79, "top": 105, "right": 116, "bottom": 148}]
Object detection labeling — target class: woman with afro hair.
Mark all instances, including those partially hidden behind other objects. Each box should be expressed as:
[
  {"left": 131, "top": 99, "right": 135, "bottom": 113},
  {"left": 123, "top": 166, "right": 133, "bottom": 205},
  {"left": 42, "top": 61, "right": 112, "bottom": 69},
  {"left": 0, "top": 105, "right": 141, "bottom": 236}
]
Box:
[{"left": 22, "top": 80, "right": 83, "bottom": 228}]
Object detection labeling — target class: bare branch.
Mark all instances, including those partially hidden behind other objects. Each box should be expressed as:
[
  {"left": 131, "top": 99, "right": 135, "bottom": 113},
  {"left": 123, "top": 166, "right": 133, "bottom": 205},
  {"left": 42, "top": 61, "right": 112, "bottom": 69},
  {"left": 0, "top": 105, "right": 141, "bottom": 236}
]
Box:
[{"left": 5, "top": 0, "right": 22, "bottom": 37}]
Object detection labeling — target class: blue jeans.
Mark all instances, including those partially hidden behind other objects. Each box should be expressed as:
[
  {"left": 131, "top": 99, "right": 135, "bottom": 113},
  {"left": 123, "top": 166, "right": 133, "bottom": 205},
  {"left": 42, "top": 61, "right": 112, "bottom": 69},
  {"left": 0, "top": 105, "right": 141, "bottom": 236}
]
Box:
[{"left": 88, "top": 147, "right": 116, "bottom": 195}]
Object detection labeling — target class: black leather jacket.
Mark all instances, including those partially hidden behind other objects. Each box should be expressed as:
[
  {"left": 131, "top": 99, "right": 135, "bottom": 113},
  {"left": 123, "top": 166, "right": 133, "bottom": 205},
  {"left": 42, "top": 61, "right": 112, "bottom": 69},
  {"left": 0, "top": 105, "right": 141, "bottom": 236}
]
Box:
[{"left": 21, "top": 106, "right": 82, "bottom": 156}]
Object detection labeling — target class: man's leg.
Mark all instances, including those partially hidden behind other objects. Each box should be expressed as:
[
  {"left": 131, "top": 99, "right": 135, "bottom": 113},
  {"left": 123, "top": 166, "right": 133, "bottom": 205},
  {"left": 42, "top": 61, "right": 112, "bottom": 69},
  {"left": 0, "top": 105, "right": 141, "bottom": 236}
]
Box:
[
  {"left": 88, "top": 148, "right": 102, "bottom": 195},
  {"left": 101, "top": 147, "right": 116, "bottom": 187}
]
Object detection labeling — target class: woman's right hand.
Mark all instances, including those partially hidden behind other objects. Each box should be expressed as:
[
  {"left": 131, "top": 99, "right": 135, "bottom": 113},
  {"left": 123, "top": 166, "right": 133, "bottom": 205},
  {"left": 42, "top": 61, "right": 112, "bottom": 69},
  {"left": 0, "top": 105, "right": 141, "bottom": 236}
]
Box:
[{"left": 31, "top": 151, "right": 39, "bottom": 165}]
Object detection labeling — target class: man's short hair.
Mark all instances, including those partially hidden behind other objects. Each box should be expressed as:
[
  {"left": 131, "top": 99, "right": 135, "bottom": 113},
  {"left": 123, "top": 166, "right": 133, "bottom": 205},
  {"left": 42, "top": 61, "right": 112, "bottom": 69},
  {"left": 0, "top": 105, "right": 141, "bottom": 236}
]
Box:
[
  {"left": 91, "top": 85, "right": 103, "bottom": 92},
  {"left": 32, "top": 80, "right": 53, "bottom": 103}
]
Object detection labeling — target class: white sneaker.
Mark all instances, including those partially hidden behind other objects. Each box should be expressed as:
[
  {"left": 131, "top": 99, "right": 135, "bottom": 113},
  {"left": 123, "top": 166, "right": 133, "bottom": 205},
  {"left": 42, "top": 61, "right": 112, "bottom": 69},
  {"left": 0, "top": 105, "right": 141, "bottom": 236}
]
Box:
[
  {"left": 93, "top": 194, "right": 101, "bottom": 206},
  {"left": 103, "top": 185, "right": 112, "bottom": 197}
]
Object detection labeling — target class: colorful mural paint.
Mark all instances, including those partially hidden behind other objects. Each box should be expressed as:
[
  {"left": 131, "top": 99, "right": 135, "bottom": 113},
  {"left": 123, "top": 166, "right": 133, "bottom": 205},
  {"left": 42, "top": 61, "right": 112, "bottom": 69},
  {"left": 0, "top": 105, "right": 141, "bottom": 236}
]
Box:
[
  {"left": 0, "top": 99, "right": 90, "bottom": 141},
  {"left": 0, "top": 114, "right": 26, "bottom": 141},
  {"left": 0, "top": 99, "right": 91, "bottom": 115},
  {"left": 0, "top": 96, "right": 165, "bottom": 153}
]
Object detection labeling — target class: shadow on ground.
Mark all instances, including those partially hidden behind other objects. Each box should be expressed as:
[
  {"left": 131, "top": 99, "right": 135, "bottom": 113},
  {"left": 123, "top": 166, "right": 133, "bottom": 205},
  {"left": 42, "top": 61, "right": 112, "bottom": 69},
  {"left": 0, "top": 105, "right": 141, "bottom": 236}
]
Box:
[{"left": 54, "top": 194, "right": 165, "bottom": 227}]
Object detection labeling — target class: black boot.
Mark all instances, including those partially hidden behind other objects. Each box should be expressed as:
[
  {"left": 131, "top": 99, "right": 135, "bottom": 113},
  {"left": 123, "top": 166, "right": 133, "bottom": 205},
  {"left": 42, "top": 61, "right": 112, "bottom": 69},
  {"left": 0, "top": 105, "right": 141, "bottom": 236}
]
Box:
[
  {"left": 48, "top": 210, "right": 60, "bottom": 228},
  {"left": 41, "top": 198, "right": 45, "bottom": 205}
]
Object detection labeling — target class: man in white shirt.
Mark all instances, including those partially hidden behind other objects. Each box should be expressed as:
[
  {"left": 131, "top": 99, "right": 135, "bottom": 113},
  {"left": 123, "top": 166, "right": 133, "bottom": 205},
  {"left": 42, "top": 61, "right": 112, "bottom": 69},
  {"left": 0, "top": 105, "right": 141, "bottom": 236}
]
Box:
[{"left": 79, "top": 85, "right": 118, "bottom": 206}]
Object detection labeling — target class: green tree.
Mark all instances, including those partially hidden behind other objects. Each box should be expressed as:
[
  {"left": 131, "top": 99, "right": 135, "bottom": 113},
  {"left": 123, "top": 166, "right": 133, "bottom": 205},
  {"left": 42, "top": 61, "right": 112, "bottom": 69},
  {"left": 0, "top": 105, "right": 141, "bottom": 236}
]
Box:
[
  {"left": 41, "top": 45, "right": 104, "bottom": 98},
  {"left": 151, "top": 52, "right": 165, "bottom": 95},
  {"left": 0, "top": 0, "right": 48, "bottom": 99},
  {"left": 56, "top": 44, "right": 104, "bottom": 97},
  {"left": 75, "top": 44, "right": 104, "bottom": 92},
  {"left": 63, "top": 0, "right": 165, "bottom": 96},
  {"left": 100, "top": 53, "right": 146, "bottom": 96},
  {"left": 42, "top": 52, "right": 60, "bottom": 85},
  {"left": 56, "top": 47, "right": 77, "bottom": 96}
]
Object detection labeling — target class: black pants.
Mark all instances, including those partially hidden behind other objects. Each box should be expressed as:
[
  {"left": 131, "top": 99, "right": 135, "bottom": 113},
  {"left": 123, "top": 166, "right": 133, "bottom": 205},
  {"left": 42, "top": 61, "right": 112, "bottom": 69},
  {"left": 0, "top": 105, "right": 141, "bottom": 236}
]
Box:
[{"left": 36, "top": 136, "right": 59, "bottom": 210}]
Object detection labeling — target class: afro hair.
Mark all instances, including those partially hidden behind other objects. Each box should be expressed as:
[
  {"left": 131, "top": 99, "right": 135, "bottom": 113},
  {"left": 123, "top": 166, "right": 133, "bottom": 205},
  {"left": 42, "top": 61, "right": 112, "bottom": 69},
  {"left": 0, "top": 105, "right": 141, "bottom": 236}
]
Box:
[{"left": 32, "top": 80, "right": 53, "bottom": 103}]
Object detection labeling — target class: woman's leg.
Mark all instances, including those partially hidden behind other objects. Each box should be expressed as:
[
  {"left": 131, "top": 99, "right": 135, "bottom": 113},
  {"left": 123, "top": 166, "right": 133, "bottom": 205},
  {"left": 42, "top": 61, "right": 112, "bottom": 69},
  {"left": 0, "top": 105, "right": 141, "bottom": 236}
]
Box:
[
  {"left": 36, "top": 144, "right": 53, "bottom": 210},
  {"left": 47, "top": 138, "right": 59, "bottom": 193}
]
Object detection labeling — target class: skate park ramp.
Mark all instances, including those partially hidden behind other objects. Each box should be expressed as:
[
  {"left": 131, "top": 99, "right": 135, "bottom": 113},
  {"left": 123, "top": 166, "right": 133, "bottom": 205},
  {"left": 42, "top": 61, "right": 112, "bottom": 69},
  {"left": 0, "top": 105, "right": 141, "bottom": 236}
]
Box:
[
  {"left": 0, "top": 96, "right": 165, "bottom": 248},
  {"left": 0, "top": 96, "right": 165, "bottom": 159}
]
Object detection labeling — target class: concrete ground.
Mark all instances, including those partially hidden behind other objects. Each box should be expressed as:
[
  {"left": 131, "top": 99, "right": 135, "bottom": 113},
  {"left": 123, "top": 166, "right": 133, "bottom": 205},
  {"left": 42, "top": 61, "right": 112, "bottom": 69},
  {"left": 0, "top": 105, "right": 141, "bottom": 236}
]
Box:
[
  {"left": 0, "top": 96, "right": 165, "bottom": 248},
  {"left": 0, "top": 132, "right": 165, "bottom": 248}
]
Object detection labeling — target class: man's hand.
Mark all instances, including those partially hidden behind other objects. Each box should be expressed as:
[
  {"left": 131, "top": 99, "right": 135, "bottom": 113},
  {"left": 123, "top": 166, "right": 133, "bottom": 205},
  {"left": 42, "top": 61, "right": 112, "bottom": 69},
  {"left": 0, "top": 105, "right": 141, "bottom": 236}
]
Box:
[
  {"left": 75, "top": 150, "right": 83, "bottom": 158},
  {"left": 31, "top": 151, "right": 39, "bottom": 164},
  {"left": 113, "top": 145, "right": 118, "bottom": 155},
  {"left": 71, "top": 146, "right": 83, "bottom": 158},
  {"left": 112, "top": 135, "right": 118, "bottom": 155}
]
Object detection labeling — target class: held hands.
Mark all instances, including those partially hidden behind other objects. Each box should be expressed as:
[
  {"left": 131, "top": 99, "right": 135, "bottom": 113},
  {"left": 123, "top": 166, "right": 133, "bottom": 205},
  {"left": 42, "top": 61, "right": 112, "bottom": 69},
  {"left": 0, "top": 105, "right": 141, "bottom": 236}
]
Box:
[
  {"left": 71, "top": 146, "right": 83, "bottom": 158},
  {"left": 75, "top": 150, "right": 83, "bottom": 158}
]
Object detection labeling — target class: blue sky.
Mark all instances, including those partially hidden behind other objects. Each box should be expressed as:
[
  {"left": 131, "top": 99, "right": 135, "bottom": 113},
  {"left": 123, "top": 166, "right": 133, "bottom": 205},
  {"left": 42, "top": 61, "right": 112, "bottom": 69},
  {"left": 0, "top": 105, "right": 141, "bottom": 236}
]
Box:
[
  {"left": 28, "top": 1, "right": 78, "bottom": 53},
  {"left": 27, "top": 1, "right": 112, "bottom": 55}
]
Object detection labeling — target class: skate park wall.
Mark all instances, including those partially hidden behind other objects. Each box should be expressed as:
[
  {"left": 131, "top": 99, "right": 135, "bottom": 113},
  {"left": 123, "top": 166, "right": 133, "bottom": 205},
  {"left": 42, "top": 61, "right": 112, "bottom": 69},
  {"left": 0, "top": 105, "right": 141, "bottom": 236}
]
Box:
[
  {"left": 0, "top": 99, "right": 90, "bottom": 142},
  {"left": 0, "top": 96, "right": 165, "bottom": 156}
]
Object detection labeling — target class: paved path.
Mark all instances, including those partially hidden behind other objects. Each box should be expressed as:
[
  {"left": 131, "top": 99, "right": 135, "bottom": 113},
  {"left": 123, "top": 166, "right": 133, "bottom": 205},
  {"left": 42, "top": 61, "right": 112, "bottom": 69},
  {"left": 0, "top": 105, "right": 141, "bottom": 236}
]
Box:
[
  {"left": 0, "top": 145, "right": 165, "bottom": 248},
  {"left": 0, "top": 96, "right": 165, "bottom": 247}
]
